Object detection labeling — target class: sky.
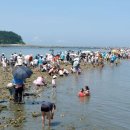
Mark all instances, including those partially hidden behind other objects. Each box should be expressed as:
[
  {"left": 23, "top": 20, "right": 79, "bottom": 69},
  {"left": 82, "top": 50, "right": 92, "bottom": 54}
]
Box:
[{"left": 0, "top": 0, "right": 130, "bottom": 47}]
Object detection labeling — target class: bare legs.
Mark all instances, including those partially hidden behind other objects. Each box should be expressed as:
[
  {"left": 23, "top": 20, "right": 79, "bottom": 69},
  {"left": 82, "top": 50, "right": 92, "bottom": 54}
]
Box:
[
  {"left": 42, "top": 112, "right": 51, "bottom": 128},
  {"left": 42, "top": 112, "right": 45, "bottom": 128}
]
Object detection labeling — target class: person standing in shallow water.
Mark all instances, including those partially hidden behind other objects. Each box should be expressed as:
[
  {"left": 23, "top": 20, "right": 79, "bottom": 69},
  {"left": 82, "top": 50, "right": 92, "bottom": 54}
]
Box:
[
  {"left": 14, "top": 84, "right": 24, "bottom": 103},
  {"left": 12, "top": 78, "right": 25, "bottom": 103},
  {"left": 41, "top": 101, "right": 56, "bottom": 128},
  {"left": 52, "top": 75, "right": 57, "bottom": 93}
]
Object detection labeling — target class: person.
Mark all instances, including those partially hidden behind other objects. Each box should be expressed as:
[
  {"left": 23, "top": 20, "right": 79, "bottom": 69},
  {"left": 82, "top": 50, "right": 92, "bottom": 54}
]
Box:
[
  {"left": 84, "top": 86, "right": 90, "bottom": 96},
  {"left": 15, "top": 53, "right": 24, "bottom": 66},
  {"left": 63, "top": 68, "right": 69, "bottom": 76},
  {"left": 33, "top": 76, "right": 46, "bottom": 87},
  {"left": 58, "top": 69, "right": 64, "bottom": 76},
  {"left": 66, "top": 52, "right": 70, "bottom": 62},
  {"left": 14, "top": 84, "right": 24, "bottom": 103},
  {"left": 13, "top": 78, "right": 25, "bottom": 103},
  {"left": 41, "top": 101, "right": 56, "bottom": 128},
  {"left": 6, "top": 82, "right": 15, "bottom": 100},
  {"left": 1, "top": 56, "right": 7, "bottom": 72},
  {"left": 73, "top": 59, "right": 80, "bottom": 74},
  {"left": 52, "top": 75, "right": 57, "bottom": 93},
  {"left": 78, "top": 88, "right": 85, "bottom": 97},
  {"left": 9, "top": 57, "right": 15, "bottom": 72}
]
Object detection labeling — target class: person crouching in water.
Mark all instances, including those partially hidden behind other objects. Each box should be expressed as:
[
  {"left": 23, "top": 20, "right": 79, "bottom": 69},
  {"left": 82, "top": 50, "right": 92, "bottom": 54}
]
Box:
[
  {"left": 78, "top": 86, "right": 90, "bottom": 97},
  {"left": 78, "top": 88, "right": 85, "bottom": 97},
  {"left": 84, "top": 86, "right": 90, "bottom": 96},
  {"left": 41, "top": 101, "right": 56, "bottom": 128}
]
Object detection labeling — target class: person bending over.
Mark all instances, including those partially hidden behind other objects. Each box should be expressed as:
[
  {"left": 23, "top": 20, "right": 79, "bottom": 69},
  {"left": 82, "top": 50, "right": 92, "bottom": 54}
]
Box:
[{"left": 41, "top": 101, "right": 56, "bottom": 128}]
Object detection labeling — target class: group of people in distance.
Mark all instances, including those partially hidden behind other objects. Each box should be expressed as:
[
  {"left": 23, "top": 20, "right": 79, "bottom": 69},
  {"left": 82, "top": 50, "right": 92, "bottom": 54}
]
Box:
[{"left": 78, "top": 86, "right": 90, "bottom": 97}]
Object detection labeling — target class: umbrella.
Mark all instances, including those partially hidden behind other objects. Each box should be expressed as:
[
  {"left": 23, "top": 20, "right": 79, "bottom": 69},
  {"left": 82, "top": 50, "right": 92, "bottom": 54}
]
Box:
[{"left": 12, "top": 65, "right": 33, "bottom": 80}]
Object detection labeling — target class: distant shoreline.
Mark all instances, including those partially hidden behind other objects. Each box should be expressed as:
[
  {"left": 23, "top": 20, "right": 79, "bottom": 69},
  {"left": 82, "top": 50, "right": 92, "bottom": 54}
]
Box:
[
  {"left": 0, "top": 44, "right": 103, "bottom": 49},
  {"left": 0, "top": 44, "right": 129, "bottom": 49}
]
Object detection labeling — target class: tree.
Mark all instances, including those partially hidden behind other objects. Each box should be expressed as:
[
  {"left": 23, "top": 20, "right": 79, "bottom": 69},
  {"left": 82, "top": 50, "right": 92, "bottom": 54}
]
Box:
[{"left": 0, "top": 31, "right": 25, "bottom": 44}]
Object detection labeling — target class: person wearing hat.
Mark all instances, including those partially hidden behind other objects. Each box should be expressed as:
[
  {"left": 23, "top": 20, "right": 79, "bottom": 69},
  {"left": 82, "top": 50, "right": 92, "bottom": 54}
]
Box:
[
  {"left": 15, "top": 54, "right": 24, "bottom": 66},
  {"left": 41, "top": 101, "right": 56, "bottom": 128},
  {"left": 52, "top": 75, "right": 57, "bottom": 93},
  {"left": 6, "top": 82, "right": 15, "bottom": 100}
]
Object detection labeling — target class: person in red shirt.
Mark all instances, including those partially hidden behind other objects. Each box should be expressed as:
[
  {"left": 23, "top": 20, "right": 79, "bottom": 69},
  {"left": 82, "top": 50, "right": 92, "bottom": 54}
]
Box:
[{"left": 78, "top": 88, "right": 85, "bottom": 97}]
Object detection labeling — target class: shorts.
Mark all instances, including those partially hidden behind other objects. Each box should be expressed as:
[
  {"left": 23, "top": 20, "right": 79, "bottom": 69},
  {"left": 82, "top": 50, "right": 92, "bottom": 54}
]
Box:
[{"left": 44, "top": 111, "right": 52, "bottom": 119}]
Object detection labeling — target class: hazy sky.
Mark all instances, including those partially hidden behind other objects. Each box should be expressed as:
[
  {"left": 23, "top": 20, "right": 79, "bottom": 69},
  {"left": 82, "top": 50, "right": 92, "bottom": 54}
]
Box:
[{"left": 0, "top": 0, "right": 130, "bottom": 47}]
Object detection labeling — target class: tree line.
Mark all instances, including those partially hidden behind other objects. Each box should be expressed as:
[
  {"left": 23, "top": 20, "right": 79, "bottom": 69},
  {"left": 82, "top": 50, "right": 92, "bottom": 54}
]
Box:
[{"left": 0, "top": 31, "right": 25, "bottom": 44}]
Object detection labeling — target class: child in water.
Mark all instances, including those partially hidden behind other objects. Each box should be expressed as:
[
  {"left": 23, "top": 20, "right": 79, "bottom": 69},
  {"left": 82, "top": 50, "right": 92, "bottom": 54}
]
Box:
[
  {"left": 84, "top": 86, "right": 90, "bottom": 96},
  {"left": 78, "top": 86, "right": 90, "bottom": 97},
  {"left": 78, "top": 88, "right": 85, "bottom": 97}
]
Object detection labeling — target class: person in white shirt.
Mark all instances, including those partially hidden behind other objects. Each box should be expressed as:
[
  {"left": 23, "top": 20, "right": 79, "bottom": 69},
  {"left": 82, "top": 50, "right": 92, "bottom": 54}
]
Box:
[
  {"left": 1, "top": 57, "right": 7, "bottom": 71},
  {"left": 15, "top": 54, "right": 24, "bottom": 66},
  {"left": 58, "top": 69, "right": 64, "bottom": 76},
  {"left": 52, "top": 75, "right": 57, "bottom": 93}
]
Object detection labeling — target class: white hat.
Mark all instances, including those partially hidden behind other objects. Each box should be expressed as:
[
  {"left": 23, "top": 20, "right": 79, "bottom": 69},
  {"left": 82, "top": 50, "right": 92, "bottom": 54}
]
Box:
[
  {"left": 53, "top": 75, "right": 57, "bottom": 79},
  {"left": 7, "top": 83, "right": 14, "bottom": 88}
]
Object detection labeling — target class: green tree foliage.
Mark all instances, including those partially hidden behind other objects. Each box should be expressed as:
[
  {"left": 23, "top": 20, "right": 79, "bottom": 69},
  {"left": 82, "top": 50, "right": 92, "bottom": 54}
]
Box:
[{"left": 0, "top": 31, "right": 25, "bottom": 44}]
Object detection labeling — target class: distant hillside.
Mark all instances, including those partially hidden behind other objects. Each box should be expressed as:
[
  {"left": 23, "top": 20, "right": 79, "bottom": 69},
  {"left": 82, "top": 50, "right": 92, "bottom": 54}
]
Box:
[{"left": 0, "top": 31, "right": 25, "bottom": 44}]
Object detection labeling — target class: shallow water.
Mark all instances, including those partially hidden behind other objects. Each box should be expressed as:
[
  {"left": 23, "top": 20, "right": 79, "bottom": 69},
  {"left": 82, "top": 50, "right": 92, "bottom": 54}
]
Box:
[
  {"left": 1, "top": 59, "right": 130, "bottom": 130},
  {"left": 0, "top": 46, "right": 106, "bottom": 58}
]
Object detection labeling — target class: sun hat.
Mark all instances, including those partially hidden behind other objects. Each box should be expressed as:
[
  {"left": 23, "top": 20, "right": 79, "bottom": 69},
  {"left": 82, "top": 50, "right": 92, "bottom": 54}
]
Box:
[{"left": 6, "top": 83, "right": 14, "bottom": 88}]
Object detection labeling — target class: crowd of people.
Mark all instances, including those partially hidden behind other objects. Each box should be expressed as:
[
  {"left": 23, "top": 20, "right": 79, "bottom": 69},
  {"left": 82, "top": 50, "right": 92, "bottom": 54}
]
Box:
[
  {"left": 1, "top": 48, "right": 130, "bottom": 74},
  {"left": 1, "top": 48, "right": 130, "bottom": 127}
]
